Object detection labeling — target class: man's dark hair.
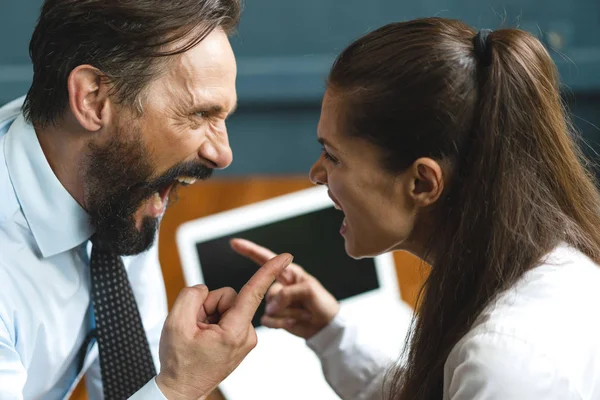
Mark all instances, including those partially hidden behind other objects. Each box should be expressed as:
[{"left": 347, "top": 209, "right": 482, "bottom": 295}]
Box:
[{"left": 23, "top": 0, "right": 241, "bottom": 127}]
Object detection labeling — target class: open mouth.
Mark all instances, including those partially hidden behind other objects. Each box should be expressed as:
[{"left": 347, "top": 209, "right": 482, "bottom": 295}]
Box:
[
  {"left": 328, "top": 190, "right": 343, "bottom": 212},
  {"left": 328, "top": 190, "right": 348, "bottom": 235},
  {"left": 150, "top": 175, "right": 198, "bottom": 215},
  {"left": 175, "top": 176, "right": 197, "bottom": 185}
]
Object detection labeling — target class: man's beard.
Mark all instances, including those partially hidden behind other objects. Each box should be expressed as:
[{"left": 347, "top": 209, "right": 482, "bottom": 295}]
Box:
[{"left": 84, "top": 121, "right": 213, "bottom": 255}]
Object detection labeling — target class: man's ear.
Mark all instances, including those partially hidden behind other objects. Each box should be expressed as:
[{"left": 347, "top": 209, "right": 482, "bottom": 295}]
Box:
[
  {"left": 67, "top": 65, "right": 112, "bottom": 131},
  {"left": 408, "top": 157, "right": 444, "bottom": 207}
]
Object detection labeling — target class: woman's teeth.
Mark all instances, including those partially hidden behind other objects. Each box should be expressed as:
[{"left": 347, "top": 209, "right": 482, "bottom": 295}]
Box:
[{"left": 176, "top": 176, "right": 197, "bottom": 185}]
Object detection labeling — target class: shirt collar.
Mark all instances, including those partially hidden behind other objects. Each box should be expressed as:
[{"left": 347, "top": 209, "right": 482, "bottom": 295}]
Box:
[{"left": 4, "top": 114, "right": 94, "bottom": 257}]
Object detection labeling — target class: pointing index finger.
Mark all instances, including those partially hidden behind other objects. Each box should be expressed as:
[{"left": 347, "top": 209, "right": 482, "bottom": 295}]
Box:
[
  {"left": 220, "top": 253, "right": 293, "bottom": 330},
  {"left": 230, "top": 238, "right": 277, "bottom": 266}
]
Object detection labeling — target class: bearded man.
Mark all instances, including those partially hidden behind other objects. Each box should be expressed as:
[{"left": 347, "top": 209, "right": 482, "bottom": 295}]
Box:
[{"left": 0, "top": 1, "right": 293, "bottom": 398}]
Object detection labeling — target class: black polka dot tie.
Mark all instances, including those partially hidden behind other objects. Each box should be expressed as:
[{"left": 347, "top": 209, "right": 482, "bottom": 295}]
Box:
[{"left": 90, "top": 241, "right": 157, "bottom": 399}]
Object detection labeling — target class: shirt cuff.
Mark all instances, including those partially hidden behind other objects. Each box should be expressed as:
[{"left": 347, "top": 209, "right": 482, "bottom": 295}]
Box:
[
  {"left": 306, "top": 312, "right": 347, "bottom": 356},
  {"left": 129, "top": 377, "right": 168, "bottom": 400}
]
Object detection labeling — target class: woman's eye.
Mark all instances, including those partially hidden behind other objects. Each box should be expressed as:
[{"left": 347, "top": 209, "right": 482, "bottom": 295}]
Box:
[{"left": 321, "top": 147, "right": 339, "bottom": 164}]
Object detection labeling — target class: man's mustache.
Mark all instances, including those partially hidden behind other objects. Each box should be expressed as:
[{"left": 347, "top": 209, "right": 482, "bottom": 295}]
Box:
[{"left": 134, "top": 161, "right": 213, "bottom": 195}]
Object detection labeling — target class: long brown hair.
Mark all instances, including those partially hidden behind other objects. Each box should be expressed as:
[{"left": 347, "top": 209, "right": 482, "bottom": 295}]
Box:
[{"left": 327, "top": 17, "right": 600, "bottom": 399}]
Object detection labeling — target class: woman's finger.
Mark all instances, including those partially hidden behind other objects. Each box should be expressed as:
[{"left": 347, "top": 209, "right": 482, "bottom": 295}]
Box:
[
  {"left": 266, "top": 281, "right": 283, "bottom": 302},
  {"left": 230, "top": 238, "right": 277, "bottom": 266},
  {"left": 265, "top": 307, "right": 312, "bottom": 321},
  {"left": 267, "top": 282, "right": 314, "bottom": 314},
  {"left": 230, "top": 238, "right": 305, "bottom": 286},
  {"left": 261, "top": 315, "right": 295, "bottom": 329},
  {"left": 277, "top": 263, "right": 307, "bottom": 285}
]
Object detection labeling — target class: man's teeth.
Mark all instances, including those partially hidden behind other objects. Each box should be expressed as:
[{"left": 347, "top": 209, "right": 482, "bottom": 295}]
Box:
[
  {"left": 153, "top": 192, "right": 164, "bottom": 210},
  {"left": 176, "top": 176, "right": 197, "bottom": 184}
]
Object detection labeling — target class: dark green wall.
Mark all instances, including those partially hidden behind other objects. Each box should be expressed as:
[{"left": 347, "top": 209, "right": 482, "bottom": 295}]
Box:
[{"left": 1, "top": 0, "right": 598, "bottom": 176}]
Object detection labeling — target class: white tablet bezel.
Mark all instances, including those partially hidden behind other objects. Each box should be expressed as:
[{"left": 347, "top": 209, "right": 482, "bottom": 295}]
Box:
[{"left": 176, "top": 185, "right": 400, "bottom": 305}]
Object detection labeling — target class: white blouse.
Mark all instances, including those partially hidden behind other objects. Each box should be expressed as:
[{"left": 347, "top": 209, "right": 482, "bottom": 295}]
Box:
[{"left": 306, "top": 244, "right": 600, "bottom": 399}]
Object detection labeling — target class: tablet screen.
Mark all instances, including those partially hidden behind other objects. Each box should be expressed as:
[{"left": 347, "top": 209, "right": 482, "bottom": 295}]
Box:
[{"left": 195, "top": 206, "right": 379, "bottom": 327}]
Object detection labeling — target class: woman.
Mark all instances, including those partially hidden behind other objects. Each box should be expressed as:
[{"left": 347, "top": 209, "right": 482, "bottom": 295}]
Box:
[{"left": 231, "top": 17, "right": 600, "bottom": 399}]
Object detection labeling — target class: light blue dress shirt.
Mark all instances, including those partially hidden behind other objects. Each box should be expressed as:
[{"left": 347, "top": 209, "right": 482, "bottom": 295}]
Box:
[{"left": 0, "top": 97, "right": 169, "bottom": 399}]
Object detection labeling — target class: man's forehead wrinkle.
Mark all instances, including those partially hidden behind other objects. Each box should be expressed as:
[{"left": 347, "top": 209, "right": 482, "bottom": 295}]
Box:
[
  {"left": 184, "top": 77, "right": 200, "bottom": 110},
  {"left": 162, "top": 52, "right": 199, "bottom": 110},
  {"left": 158, "top": 33, "right": 236, "bottom": 114}
]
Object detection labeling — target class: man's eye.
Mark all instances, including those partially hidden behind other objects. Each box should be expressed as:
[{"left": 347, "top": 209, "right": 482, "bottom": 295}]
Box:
[{"left": 196, "top": 111, "right": 208, "bottom": 118}]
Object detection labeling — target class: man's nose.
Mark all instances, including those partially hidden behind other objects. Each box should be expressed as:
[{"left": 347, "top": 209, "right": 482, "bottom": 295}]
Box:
[{"left": 198, "top": 134, "right": 233, "bottom": 170}]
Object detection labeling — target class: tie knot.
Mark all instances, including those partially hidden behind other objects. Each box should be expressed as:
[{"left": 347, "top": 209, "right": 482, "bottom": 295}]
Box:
[{"left": 90, "top": 234, "right": 116, "bottom": 255}]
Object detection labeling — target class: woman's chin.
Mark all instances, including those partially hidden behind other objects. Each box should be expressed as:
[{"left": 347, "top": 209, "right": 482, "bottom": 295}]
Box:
[
  {"left": 344, "top": 233, "right": 405, "bottom": 260},
  {"left": 344, "top": 240, "right": 380, "bottom": 260}
]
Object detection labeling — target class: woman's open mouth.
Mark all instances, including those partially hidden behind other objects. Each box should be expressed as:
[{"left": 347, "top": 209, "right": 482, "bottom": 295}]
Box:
[{"left": 328, "top": 190, "right": 348, "bottom": 235}]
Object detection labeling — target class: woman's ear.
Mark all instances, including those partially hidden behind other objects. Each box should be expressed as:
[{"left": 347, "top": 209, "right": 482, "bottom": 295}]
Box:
[
  {"left": 408, "top": 157, "right": 444, "bottom": 207},
  {"left": 67, "top": 65, "right": 112, "bottom": 131}
]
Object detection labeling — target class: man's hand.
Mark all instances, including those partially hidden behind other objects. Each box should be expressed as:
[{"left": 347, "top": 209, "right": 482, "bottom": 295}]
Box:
[
  {"left": 156, "top": 252, "right": 294, "bottom": 400},
  {"left": 230, "top": 238, "right": 340, "bottom": 340}
]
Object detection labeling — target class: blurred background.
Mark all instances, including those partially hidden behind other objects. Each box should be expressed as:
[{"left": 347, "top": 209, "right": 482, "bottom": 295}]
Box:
[
  {"left": 2, "top": 0, "right": 599, "bottom": 177},
  {"left": 1, "top": 1, "right": 599, "bottom": 399}
]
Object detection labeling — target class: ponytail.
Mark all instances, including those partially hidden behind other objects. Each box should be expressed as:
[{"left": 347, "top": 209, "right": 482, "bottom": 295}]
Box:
[
  {"left": 393, "top": 25, "right": 600, "bottom": 399},
  {"left": 326, "top": 18, "right": 600, "bottom": 400}
]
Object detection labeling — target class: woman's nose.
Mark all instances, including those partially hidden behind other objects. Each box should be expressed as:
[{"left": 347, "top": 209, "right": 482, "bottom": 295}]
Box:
[{"left": 309, "top": 157, "right": 327, "bottom": 185}]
